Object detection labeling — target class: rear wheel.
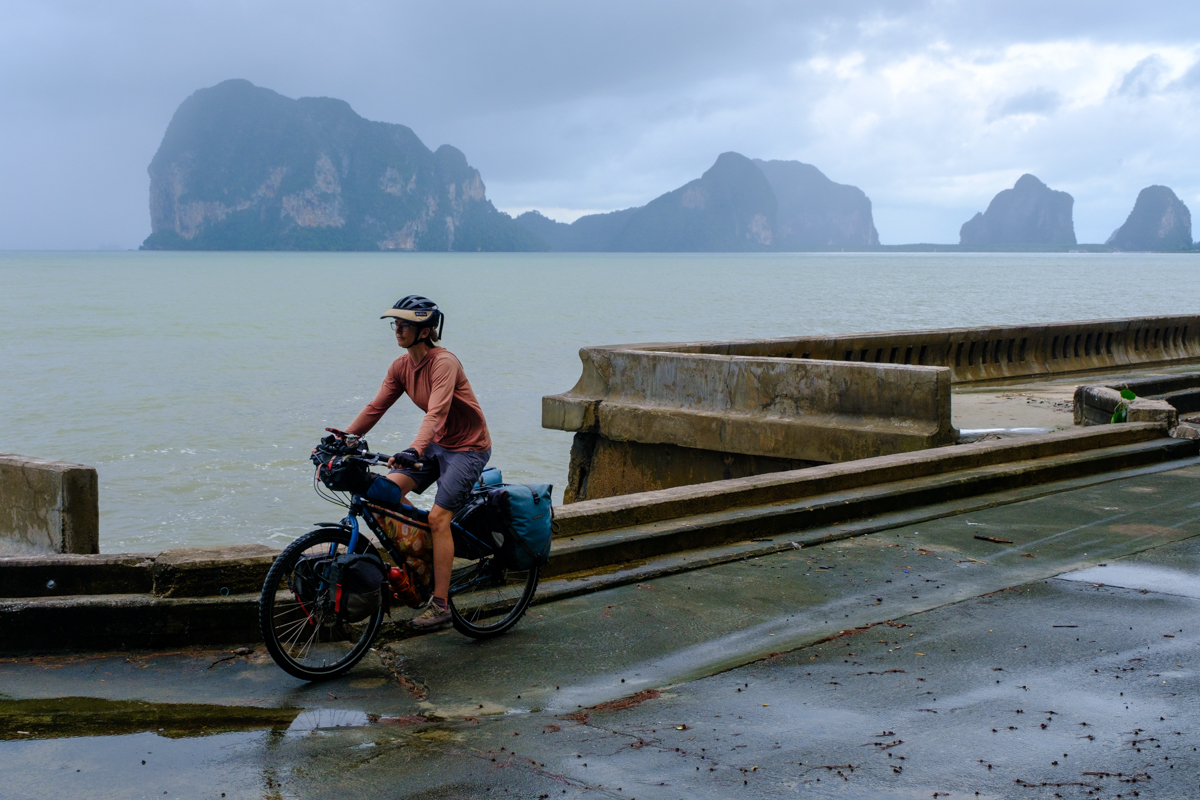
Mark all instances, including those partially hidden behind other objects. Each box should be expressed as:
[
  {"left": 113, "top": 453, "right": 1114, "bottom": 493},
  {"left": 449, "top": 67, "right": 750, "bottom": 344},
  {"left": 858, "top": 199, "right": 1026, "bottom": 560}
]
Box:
[
  {"left": 448, "top": 556, "right": 540, "bottom": 639},
  {"left": 259, "top": 527, "right": 382, "bottom": 681}
]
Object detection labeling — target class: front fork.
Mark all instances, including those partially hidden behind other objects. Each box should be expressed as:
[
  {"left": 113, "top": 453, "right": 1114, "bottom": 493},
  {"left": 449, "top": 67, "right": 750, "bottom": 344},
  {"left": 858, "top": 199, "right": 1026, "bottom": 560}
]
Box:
[{"left": 344, "top": 503, "right": 362, "bottom": 553}]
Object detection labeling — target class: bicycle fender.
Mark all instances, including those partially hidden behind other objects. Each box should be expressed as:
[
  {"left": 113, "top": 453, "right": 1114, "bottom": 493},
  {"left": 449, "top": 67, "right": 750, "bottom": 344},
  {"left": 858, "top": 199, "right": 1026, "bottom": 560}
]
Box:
[{"left": 313, "top": 521, "right": 352, "bottom": 531}]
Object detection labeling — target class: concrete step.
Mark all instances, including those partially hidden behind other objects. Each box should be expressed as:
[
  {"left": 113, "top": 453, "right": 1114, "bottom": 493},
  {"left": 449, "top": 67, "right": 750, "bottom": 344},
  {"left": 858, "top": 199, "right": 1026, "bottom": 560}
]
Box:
[
  {"left": 542, "top": 434, "right": 1198, "bottom": 577},
  {"left": 0, "top": 426, "right": 1167, "bottom": 601},
  {"left": 5, "top": 449, "right": 1199, "bottom": 654},
  {"left": 2, "top": 424, "right": 1193, "bottom": 654},
  {"left": 0, "top": 545, "right": 278, "bottom": 600},
  {"left": 551, "top": 423, "right": 1171, "bottom": 538},
  {"left": 0, "top": 593, "right": 262, "bottom": 652}
]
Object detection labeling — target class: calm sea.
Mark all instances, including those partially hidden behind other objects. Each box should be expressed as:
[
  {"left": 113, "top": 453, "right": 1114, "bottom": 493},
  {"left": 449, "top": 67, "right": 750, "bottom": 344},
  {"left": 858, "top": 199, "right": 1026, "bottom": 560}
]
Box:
[{"left": 3, "top": 250, "right": 1199, "bottom": 553}]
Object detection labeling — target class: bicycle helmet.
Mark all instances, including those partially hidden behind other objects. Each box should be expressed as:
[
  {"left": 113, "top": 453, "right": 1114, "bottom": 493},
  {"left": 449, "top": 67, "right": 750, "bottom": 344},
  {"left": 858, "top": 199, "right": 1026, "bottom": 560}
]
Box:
[{"left": 381, "top": 295, "right": 444, "bottom": 343}]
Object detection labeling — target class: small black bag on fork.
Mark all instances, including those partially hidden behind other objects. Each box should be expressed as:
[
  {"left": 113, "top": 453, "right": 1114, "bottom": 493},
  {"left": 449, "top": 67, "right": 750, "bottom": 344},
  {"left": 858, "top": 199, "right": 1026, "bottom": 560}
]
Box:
[{"left": 326, "top": 553, "right": 388, "bottom": 622}]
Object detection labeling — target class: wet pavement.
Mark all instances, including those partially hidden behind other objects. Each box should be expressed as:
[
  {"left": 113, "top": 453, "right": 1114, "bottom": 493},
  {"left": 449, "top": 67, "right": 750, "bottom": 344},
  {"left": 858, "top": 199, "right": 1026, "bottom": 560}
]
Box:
[{"left": 4, "top": 464, "right": 1200, "bottom": 798}]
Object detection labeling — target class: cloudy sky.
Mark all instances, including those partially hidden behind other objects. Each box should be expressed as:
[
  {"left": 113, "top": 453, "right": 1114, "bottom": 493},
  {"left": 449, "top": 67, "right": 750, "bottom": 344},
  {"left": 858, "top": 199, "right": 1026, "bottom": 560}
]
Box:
[{"left": 3, "top": 1, "right": 1200, "bottom": 248}]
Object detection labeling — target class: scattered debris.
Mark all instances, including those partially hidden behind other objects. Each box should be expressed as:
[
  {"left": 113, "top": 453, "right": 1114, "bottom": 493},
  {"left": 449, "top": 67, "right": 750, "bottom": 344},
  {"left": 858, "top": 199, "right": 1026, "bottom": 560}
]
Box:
[{"left": 560, "top": 689, "right": 662, "bottom": 724}]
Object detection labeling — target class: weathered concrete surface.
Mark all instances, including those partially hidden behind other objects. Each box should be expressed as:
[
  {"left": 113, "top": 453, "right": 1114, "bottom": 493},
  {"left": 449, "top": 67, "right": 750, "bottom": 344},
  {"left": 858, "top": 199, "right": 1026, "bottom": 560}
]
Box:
[
  {"left": 1074, "top": 384, "right": 1178, "bottom": 427},
  {"left": 1074, "top": 370, "right": 1200, "bottom": 429},
  {"left": 953, "top": 386, "right": 1076, "bottom": 433},
  {"left": 0, "top": 544, "right": 277, "bottom": 599},
  {"left": 672, "top": 313, "right": 1200, "bottom": 384},
  {"left": 0, "top": 454, "right": 98, "bottom": 555},
  {"left": 3, "top": 464, "right": 1200, "bottom": 798},
  {"left": 0, "top": 545, "right": 276, "bottom": 652},
  {"left": 0, "top": 593, "right": 262, "bottom": 651},
  {"left": 545, "top": 437, "right": 1197, "bottom": 578},
  {"left": 953, "top": 365, "right": 1200, "bottom": 440},
  {"left": 552, "top": 423, "right": 1174, "bottom": 538},
  {"left": 547, "top": 315, "right": 1200, "bottom": 500},
  {"left": 564, "top": 434, "right": 819, "bottom": 503},
  {"left": 546, "top": 346, "right": 955, "bottom": 500}
]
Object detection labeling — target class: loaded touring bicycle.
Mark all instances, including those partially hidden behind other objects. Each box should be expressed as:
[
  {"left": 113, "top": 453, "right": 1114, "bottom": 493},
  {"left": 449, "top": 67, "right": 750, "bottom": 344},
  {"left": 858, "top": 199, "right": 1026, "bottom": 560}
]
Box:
[{"left": 258, "top": 429, "right": 552, "bottom": 681}]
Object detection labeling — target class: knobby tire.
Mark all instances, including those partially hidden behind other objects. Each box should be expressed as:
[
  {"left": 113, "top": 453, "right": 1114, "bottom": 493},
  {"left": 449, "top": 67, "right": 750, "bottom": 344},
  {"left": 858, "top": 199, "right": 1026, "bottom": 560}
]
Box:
[
  {"left": 448, "top": 558, "right": 540, "bottom": 639},
  {"left": 258, "top": 527, "right": 382, "bottom": 681}
]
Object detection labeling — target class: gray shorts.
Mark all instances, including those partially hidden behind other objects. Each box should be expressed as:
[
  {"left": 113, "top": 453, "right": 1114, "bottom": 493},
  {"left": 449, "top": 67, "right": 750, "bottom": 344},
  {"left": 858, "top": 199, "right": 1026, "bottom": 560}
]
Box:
[{"left": 390, "top": 442, "right": 491, "bottom": 512}]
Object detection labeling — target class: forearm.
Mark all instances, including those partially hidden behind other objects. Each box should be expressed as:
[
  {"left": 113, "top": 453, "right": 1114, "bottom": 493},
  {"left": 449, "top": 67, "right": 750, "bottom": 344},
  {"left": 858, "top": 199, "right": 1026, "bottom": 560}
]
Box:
[
  {"left": 345, "top": 407, "right": 383, "bottom": 437},
  {"left": 348, "top": 367, "right": 404, "bottom": 437}
]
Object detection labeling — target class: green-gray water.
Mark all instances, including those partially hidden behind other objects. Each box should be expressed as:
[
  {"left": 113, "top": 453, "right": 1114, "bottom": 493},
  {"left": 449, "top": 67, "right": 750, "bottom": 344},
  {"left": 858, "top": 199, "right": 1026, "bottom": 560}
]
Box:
[{"left": 3, "top": 251, "right": 1198, "bottom": 553}]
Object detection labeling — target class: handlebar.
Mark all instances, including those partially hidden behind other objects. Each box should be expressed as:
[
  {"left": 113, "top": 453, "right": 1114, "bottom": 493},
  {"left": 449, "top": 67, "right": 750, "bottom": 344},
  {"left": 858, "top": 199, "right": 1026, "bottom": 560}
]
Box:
[
  {"left": 351, "top": 449, "right": 424, "bottom": 471},
  {"left": 320, "top": 428, "right": 424, "bottom": 470}
]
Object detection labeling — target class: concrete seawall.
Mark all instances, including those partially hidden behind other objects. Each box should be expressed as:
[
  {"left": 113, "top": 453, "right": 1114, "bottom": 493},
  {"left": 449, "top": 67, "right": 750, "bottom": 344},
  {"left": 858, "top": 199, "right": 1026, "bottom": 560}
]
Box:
[
  {"left": 545, "top": 314, "right": 1200, "bottom": 500},
  {"left": 0, "top": 454, "right": 98, "bottom": 556},
  {"left": 545, "top": 346, "right": 956, "bottom": 501},
  {"left": 670, "top": 313, "right": 1200, "bottom": 384}
]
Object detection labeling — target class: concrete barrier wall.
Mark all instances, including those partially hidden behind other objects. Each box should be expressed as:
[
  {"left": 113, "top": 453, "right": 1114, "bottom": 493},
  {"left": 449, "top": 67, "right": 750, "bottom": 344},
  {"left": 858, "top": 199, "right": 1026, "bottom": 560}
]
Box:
[
  {"left": 1073, "top": 371, "right": 1200, "bottom": 426},
  {"left": 544, "top": 315, "right": 1200, "bottom": 501},
  {"left": 659, "top": 314, "right": 1200, "bottom": 385},
  {"left": 0, "top": 454, "right": 98, "bottom": 555},
  {"left": 544, "top": 347, "right": 955, "bottom": 461},
  {"left": 544, "top": 346, "right": 956, "bottom": 500}
]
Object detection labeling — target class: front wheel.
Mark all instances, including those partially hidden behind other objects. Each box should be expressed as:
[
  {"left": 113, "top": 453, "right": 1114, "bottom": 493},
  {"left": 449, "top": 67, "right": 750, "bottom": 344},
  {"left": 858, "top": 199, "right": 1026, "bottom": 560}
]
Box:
[
  {"left": 448, "top": 556, "right": 540, "bottom": 639},
  {"left": 259, "top": 527, "right": 382, "bottom": 681}
]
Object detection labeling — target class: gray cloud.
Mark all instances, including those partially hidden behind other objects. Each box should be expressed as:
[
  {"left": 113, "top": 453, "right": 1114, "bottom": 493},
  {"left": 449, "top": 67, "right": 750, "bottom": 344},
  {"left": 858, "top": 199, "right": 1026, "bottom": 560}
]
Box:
[
  {"left": 1116, "top": 55, "right": 1168, "bottom": 98},
  {"left": 4, "top": 1, "right": 1200, "bottom": 247},
  {"left": 988, "top": 88, "right": 1062, "bottom": 122}
]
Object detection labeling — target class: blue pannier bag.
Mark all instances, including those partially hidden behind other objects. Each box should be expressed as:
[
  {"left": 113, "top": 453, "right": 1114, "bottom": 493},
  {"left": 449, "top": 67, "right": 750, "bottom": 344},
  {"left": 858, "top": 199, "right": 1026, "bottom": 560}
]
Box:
[
  {"left": 486, "top": 483, "right": 553, "bottom": 569},
  {"left": 473, "top": 466, "right": 503, "bottom": 490}
]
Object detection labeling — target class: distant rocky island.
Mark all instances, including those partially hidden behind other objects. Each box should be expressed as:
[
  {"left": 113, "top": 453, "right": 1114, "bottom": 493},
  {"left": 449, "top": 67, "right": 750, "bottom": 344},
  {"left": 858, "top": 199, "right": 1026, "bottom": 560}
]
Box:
[
  {"left": 142, "top": 80, "right": 1196, "bottom": 253},
  {"left": 959, "top": 174, "right": 1076, "bottom": 246},
  {"left": 516, "top": 152, "right": 878, "bottom": 251},
  {"left": 1107, "top": 185, "right": 1192, "bottom": 251},
  {"left": 141, "top": 80, "right": 545, "bottom": 251}
]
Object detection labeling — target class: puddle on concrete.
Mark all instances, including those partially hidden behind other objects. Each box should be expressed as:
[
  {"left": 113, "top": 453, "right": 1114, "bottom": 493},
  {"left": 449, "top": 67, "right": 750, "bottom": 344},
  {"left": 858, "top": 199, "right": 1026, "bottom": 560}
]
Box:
[
  {"left": 1059, "top": 563, "right": 1200, "bottom": 599},
  {"left": 284, "top": 708, "right": 446, "bottom": 735},
  {"left": 286, "top": 708, "right": 370, "bottom": 734},
  {"left": 0, "top": 697, "right": 299, "bottom": 740}
]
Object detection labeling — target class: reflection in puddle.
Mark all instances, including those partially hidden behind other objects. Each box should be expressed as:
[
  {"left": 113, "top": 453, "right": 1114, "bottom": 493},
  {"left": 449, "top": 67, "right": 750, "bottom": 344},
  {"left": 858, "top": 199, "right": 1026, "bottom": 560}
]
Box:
[
  {"left": 0, "top": 697, "right": 299, "bottom": 740},
  {"left": 286, "top": 708, "right": 371, "bottom": 734},
  {"left": 1060, "top": 563, "right": 1200, "bottom": 599}
]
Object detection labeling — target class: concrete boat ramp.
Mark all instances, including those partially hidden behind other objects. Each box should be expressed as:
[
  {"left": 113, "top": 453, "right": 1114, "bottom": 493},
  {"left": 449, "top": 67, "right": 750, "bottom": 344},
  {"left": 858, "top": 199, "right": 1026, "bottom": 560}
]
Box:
[{"left": 4, "top": 459, "right": 1200, "bottom": 798}]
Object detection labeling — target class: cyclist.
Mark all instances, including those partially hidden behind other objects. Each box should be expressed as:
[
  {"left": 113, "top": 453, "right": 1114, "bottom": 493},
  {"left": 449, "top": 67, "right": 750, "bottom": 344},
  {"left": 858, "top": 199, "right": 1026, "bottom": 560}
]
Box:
[{"left": 344, "top": 295, "right": 491, "bottom": 629}]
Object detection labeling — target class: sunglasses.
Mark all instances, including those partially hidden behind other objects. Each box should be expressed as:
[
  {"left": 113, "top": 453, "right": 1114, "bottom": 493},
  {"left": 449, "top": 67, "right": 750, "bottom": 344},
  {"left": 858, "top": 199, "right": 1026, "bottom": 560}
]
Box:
[{"left": 390, "top": 320, "right": 417, "bottom": 332}]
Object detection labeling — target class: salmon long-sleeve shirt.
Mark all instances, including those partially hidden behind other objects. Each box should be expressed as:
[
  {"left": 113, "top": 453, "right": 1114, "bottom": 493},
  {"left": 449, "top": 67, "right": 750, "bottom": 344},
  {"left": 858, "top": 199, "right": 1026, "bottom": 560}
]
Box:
[{"left": 346, "top": 347, "right": 491, "bottom": 455}]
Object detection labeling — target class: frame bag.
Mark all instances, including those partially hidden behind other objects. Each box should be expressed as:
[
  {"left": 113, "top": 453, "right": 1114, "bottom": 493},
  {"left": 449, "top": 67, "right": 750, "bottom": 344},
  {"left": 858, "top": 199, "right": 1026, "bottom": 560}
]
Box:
[{"left": 486, "top": 484, "right": 553, "bottom": 570}]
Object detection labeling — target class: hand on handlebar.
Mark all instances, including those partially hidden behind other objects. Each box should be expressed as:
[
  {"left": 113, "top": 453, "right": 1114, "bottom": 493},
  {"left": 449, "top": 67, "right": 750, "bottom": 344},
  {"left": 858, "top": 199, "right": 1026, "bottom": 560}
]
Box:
[{"left": 388, "top": 448, "right": 422, "bottom": 469}]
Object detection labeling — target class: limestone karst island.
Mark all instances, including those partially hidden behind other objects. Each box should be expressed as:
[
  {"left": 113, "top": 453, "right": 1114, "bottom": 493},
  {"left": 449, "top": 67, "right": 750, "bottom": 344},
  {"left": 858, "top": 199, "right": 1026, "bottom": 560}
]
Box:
[{"left": 141, "top": 79, "right": 1198, "bottom": 253}]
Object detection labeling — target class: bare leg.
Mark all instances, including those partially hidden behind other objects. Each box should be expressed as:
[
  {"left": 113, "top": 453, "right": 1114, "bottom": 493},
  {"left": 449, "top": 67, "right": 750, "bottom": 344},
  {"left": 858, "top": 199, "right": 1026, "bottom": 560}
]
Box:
[
  {"left": 428, "top": 504, "right": 454, "bottom": 601},
  {"left": 385, "top": 471, "right": 416, "bottom": 507},
  {"left": 387, "top": 472, "right": 452, "bottom": 603}
]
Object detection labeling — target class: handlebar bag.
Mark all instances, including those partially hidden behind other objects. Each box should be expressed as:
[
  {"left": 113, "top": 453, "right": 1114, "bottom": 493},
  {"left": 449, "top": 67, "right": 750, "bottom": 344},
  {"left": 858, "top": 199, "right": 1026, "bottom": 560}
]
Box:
[
  {"left": 315, "top": 455, "right": 376, "bottom": 495},
  {"left": 485, "top": 484, "right": 553, "bottom": 570}
]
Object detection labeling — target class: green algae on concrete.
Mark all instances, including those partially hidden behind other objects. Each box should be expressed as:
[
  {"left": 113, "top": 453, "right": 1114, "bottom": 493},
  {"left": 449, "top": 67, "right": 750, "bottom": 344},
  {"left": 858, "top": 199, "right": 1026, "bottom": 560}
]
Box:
[{"left": 0, "top": 696, "right": 299, "bottom": 740}]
